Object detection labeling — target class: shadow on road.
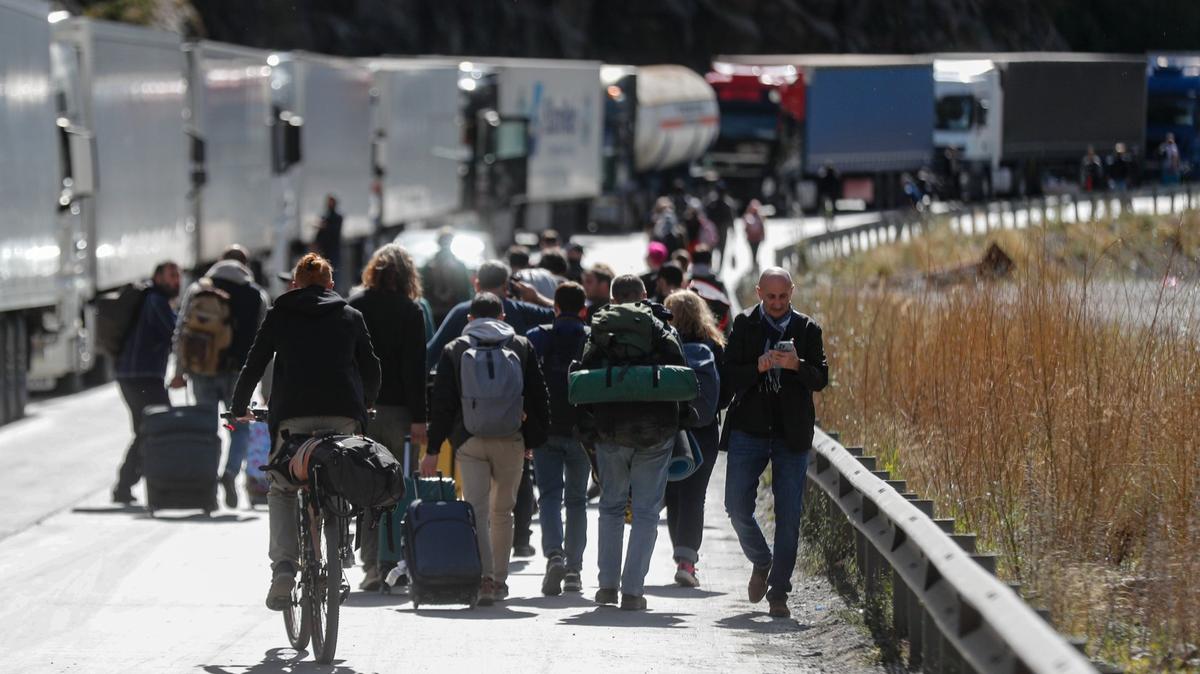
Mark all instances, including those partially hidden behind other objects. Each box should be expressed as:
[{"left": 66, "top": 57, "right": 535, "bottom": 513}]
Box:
[
  {"left": 641, "top": 583, "right": 726, "bottom": 599},
  {"left": 140, "top": 513, "right": 259, "bottom": 524},
  {"left": 342, "top": 591, "right": 410, "bottom": 608},
  {"left": 503, "top": 593, "right": 596, "bottom": 609},
  {"left": 403, "top": 605, "right": 536, "bottom": 620},
  {"left": 559, "top": 607, "right": 690, "bottom": 629},
  {"left": 71, "top": 505, "right": 146, "bottom": 515},
  {"left": 715, "top": 611, "right": 809, "bottom": 634},
  {"left": 200, "top": 647, "right": 361, "bottom": 673}
]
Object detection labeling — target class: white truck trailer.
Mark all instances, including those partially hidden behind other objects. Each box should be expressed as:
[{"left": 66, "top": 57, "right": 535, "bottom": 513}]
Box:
[{"left": 0, "top": 0, "right": 59, "bottom": 422}]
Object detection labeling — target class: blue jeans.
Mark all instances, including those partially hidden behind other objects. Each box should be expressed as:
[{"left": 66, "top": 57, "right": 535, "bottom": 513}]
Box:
[
  {"left": 532, "top": 435, "right": 591, "bottom": 572},
  {"left": 724, "top": 430, "right": 810, "bottom": 601},
  {"left": 191, "top": 372, "right": 248, "bottom": 479},
  {"left": 595, "top": 437, "right": 673, "bottom": 596}
]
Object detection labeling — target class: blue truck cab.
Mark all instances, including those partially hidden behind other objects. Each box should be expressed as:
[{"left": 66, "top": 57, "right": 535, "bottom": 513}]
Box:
[{"left": 1147, "top": 57, "right": 1200, "bottom": 178}]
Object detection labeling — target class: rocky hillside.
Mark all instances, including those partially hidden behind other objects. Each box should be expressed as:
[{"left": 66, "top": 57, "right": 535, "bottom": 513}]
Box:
[{"left": 70, "top": 0, "right": 1200, "bottom": 66}]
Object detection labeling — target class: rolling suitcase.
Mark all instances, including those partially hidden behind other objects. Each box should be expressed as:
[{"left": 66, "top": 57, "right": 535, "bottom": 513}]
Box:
[
  {"left": 379, "top": 440, "right": 456, "bottom": 587},
  {"left": 243, "top": 420, "right": 272, "bottom": 506},
  {"left": 402, "top": 498, "right": 481, "bottom": 609},
  {"left": 140, "top": 404, "right": 221, "bottom": 516}
]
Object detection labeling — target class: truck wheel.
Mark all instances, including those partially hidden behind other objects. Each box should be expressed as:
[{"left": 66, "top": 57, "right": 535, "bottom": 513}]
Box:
[
  {"left": 2, "top": 315, "right": 26, "bottom": 425},
  {"left": 0, "top": 315, "right": 10, "bottom": 426}
]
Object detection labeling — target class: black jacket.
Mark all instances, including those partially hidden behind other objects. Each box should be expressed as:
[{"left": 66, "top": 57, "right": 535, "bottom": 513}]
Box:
[
  {"left": 232, "top": 285, "right": 381, "bottom": 437},
  {"left": 427, "top": 319, "right": 550, "bottom": 453},
  {"left": 720, "top": 305, "right": 828, "bottom": 453},
  {"left": 348, "top": 287, "right": 428, "bottom": 422},
  {"left": 574, "top": 305, "right": 687, "bottom": 448}
]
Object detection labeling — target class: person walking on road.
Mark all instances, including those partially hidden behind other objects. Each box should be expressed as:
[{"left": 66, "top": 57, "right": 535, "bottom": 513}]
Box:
[
  {"left": 314, "top": 195, "right": 344, "bottom": 288},
  {"left": 420, "top": 228, "right": 473, "bottom": 327},
  {"left": 348, "top": 243, "right": 429, "bottom": 591},
  {"left": 112, "top": 261, "right": 181, "bottom": 505},
  {"left": 1160, "top": 133, "right": 1182, "bottom": 185},
  {"left": 230, "top": 253, "right": 381, "bottom": 611},
  {"left": 169, "top": 245, "right": 269, "bottom": 509},
  {"left": 426, "top": 260, "right": 554, "bottom": 371},
  {"left": 662, "top": 290, "right": 725, "bottom": 588},
  {"left": 526, "top": 282, "right": 591, "bottom": 596},
  {"left": 721, "top": 267, "right": 828, "bottom": 619},
  {"left": 423, "top": 292, "right": 549, "bottom": 606},
  {"left": 704, "top": 181, "right": 736, "bottom": 269},
  {"left": 743, "top": 200, "right": 766, "bottom": 269},
  {"left": 575, "top": 275, "right": 688, "bottom": 611},
  {"left": 686, "top": 246, "right": 732, "bottom": 334}
]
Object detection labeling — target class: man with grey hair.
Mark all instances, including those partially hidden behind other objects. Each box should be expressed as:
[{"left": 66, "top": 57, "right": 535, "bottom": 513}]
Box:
[
  {"left": 721, "top": 266, "right": 828, "bottom": 619},
  {"left": 426, "top": 259, "right": 554, "bottom": 370}
]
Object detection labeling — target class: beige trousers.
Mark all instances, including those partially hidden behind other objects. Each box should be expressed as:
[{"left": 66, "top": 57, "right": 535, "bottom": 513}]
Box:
[{"left": 455, "top": 433, "right": 525, "bottom": 582}]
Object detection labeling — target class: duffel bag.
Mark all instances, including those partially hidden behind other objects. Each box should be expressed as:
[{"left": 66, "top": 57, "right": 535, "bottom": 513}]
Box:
[
  {"left": 568, "top": 364, "right": 698, "bottom": 405},
  {"left": 310, "top": 435, "right": 406, "bottom": 512}
]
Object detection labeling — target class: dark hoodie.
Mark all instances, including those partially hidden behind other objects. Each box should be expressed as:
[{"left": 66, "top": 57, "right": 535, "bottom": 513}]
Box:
[{"left": 232, "top": 285, "right": 381, "bottom": 437}]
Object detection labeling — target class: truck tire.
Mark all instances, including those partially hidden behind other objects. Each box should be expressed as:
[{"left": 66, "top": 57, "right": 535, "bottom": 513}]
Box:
[{"left": 2, "top": 314, "right": 26, "bottom": 425}]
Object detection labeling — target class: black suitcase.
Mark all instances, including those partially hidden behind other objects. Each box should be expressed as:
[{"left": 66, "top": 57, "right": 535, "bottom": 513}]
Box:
[
  {"left": 140, "top": 404, "right": 221, "bottom": 516},
  {"left": 402, "top": 499, "right": 481, "bottom": 608},
  {"left": 379, "top": 441, "right": 457, "bottom": 571}
]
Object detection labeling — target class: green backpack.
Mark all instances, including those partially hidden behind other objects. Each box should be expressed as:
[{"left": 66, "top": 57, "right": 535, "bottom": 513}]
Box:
[{"left": 590, "top": 303, "right": 656, "bottom": 363}]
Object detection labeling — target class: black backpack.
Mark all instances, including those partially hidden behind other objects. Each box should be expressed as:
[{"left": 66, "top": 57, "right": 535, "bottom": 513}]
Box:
[
  {"left": 538, "top": 322, "right": 589, "bottom": 435},
  {"left": 94, "top": 281, "right": 151, "bottom": 356},
  {"left": 310, "top": 435, "right": 405, "bottom": 513}
]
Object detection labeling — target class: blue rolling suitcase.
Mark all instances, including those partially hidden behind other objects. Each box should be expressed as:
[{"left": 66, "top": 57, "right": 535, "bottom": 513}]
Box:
[
  {"left": 403, "top": 498, "right": 481, "bottom": 609},
  {"left": 378, "top": 440, "right": 456, "bottom": 588},
  {"left": 140, "top": 404, "right": 221, "bottom": 516}
]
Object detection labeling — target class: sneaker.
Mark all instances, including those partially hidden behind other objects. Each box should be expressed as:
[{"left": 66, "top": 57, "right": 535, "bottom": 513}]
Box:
[
  {"left": 768, "top": 597, "right": 791, "bottom": 618},
  {"left": 542, "top": 554, "right": 567, "bottom": 596},
  {"left": 513, "top": 543, "right": 536, "bottom": 558},
  {"left": 220, "top": 473, "right": 238, "bottom": 509},
  {"left": 620, "top": 593, "right": 647, "bottom": 611},
  {"left": 478, "top": 577, "right": 496, "bottom": 606},
  {"left": 112, "top": 489, "right": 136, "bottom": 506},
  {"left": 674, "top": 561, "right": 699, "bottom": 588},
  {"left": 359, "top": 568, "right": 381, "bottom": 592},
  {"left": 563, "top": 571, "right": 582, "bottom": 593},
  {"left": 266, "top": 574, "right": 295, "bottom": 611},
  {"left": 594, "top": 587, "right": 619, "bottom": 605},
  {"left": 748, "top": 565, "right": 770, "bottom": 604},
  {"left": 493, "top": 580, "right": 510, "bottom": 601}
]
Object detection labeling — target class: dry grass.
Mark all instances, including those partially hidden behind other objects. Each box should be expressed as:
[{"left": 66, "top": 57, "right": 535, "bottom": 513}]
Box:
[{"left": 794, "top": 213, "right": 1200, "bottom": 671}]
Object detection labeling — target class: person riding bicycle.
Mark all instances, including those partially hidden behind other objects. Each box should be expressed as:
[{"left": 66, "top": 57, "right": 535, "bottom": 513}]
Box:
[{"left": 230, "top": 253, "right": 381, "bottom": 611}]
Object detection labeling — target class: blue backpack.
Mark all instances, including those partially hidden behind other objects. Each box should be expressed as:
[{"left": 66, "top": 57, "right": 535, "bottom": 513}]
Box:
[{"left": 682, "top": 342, "right": 720, "bottom": 427}]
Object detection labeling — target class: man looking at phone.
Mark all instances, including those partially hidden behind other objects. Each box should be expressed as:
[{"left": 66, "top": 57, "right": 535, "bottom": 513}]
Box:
[{"left": 720, "top": 267, "right": 828, "bottom": 619}]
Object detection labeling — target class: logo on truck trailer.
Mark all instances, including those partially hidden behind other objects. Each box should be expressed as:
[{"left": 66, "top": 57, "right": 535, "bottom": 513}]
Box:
[{"left": 523, "top": 80, "right": 593, "bottom": 157}]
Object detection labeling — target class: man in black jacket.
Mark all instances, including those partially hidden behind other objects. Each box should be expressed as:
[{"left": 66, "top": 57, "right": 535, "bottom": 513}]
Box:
[
  {"left": 576, "top": 275, "right": 687, "bottom": 611},
  {"left": 170, "top": 245, "right": 269, "bottom": 509},
  {"left": 231, "top": 253, "right": 381, "bottom": 611},
  {"left": 423, "top": 292, "right": 549, "bottom": 605},
  {"left": 721, "top": 267, "right": 828, "bottom": 619}
]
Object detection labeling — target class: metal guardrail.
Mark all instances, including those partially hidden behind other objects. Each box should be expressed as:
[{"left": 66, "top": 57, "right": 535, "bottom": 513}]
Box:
[
  {"left": 805, "top": 427, "right": 1102, "bottom": 674},
  {"left": 779, "top": 183, "right": 1200, "bottom": 268}
]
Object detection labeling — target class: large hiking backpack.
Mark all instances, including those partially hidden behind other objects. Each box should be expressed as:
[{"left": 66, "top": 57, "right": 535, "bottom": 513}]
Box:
[
  {"left": 178, "top": 279, "right": 233, "bottom": 376},
  {"left": 590, "top": 303, "right": 656, "bottom": 363},
  {"left": 93, "top": 281, "right": 151, "bottom": 356},
  {"left": 459, "top": 337, "right": 525, "bottom": 438},
  {"left": 682, "top": 342, "right": 720, "bottom": 427},
  {"left": 538, "top": 323, "right": 589, "bottom": 433}
]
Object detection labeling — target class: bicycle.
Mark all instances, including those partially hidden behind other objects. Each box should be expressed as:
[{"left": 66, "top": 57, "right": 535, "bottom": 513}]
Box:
[{"left": 223, "top": 408, "right": 354, "bottom": 664}]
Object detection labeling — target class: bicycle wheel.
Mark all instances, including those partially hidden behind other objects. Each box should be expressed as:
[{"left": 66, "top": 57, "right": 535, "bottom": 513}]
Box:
[
  {"left": 308, "top": 515, "right": 341, "bottom": 664},
  {"left": 283, "top": 579, "right": 309, "bottom": 651}
]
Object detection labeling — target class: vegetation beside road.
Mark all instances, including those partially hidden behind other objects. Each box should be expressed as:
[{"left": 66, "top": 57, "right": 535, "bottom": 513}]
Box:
[{"left": 787, "top": 210, "right": 1200, "bottom": 671}]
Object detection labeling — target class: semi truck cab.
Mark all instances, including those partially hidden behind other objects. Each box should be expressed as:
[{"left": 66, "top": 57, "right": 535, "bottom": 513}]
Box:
[
  {"left": 934, "top": 59, "right": 1009, "bottom": 198},
  {"left": 1146, "top": 56, "right": 1200, "bottom": 178}
]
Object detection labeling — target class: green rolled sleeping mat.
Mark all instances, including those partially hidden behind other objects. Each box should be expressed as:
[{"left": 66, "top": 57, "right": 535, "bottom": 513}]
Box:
[{"left": 568, "top": 365, "right": 698, "bottom": 405}]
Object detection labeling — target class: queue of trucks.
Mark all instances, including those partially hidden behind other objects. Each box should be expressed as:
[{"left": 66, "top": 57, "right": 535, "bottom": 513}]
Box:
[{"left": 3, "top": 0, "right": 1199, "bottom": 424}]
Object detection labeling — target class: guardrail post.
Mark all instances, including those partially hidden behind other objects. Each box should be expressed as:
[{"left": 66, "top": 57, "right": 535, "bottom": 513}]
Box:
[
  {"left": 892, "top": 567, "right": 909, "bottom": 638},
  {"left": 1152, "top": 185, "right": 1159, "bottom": 215},
  {"left": 922, "top": 603, "right": 942, "bottom": 672}
]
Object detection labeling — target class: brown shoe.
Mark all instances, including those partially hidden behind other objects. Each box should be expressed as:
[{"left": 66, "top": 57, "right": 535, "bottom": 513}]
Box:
[
  {"left": 768, "top": 598, "right": 790, "bottom": 618},
  {"left": 748, "top": 566, "right": 769, "bottom": 604},
  {"left": 478, "top": 577, "right": 496, "bottom": 606}
]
